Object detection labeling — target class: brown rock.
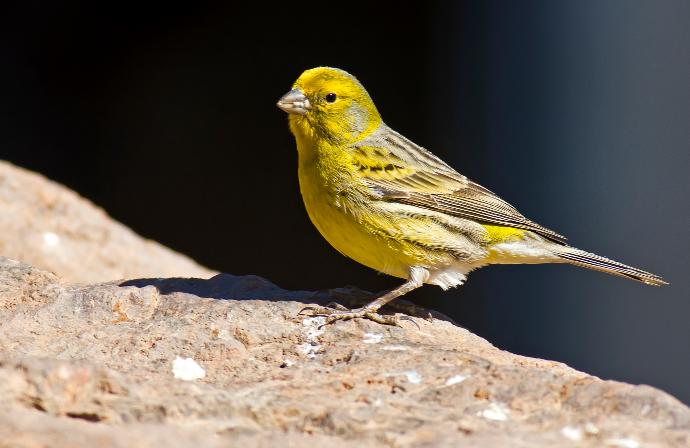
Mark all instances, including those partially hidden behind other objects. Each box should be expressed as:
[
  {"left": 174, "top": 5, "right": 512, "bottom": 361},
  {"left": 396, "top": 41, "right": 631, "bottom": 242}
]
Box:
[
  {"left": 0, "top": 257, "right": 688, "bottom": 447},
  {"left": 0, "top": 161, "right": 214, "bottom": 283}
]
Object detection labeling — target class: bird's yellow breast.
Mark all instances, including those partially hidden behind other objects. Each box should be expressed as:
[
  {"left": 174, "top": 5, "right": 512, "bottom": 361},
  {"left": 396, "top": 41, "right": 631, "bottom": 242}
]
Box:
[{"left": 296, "top": 141, "right": 414, "bottom": 279}]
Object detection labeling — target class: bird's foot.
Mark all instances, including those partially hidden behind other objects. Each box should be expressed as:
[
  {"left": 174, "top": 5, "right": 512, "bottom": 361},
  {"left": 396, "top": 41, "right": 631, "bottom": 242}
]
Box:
[
  {"left": 327, "top": 287, "right": 429, "bottom": 318},
  {"left": 298, "top": 305, "right": 416, "bottom": 328}
]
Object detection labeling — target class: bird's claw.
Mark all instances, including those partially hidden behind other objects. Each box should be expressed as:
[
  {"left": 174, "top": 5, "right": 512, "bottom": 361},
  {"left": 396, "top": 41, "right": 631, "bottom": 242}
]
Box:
[
  {"left": 399, "top": 315, "right": 421, "bottom": 330},
  {"left": 298, "top": 304, "right": 418, "bottom": 329},
  {"left": 319, "top": 309, "right": 401, "bottom": 328},
  {"left": 297, "top": 304, "right": 345, "bottom": 316}
]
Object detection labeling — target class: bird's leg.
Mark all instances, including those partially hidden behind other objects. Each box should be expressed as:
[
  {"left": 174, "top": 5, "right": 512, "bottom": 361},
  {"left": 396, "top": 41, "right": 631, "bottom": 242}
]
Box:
[
  {"left": 300, "top": 267, "right": 428, "bottom": 327},
  {"left": 326, "top": 286, "right": 430, "bottom": 317}
]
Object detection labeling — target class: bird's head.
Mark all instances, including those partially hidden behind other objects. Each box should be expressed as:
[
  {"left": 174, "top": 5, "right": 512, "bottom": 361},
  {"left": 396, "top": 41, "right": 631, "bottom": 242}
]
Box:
[{"left": 277, "top": 67, "right": 382, "bottom": 146}]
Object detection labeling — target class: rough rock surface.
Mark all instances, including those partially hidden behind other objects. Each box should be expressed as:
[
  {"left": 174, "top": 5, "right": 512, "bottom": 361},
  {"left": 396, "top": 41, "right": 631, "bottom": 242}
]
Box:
[
  {"left": 0, "top": 257, "right": 688, "bottom": 447},
  {"left": 0, "top": 161, "right": 214, "bottom": 283}
]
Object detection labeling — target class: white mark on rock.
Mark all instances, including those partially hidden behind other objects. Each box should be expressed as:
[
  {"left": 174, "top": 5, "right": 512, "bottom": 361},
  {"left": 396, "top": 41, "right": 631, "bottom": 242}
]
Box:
[
  {"left": 42, "top": 232, "right": 60, "bottom": 247},
  {"left": 363, "top": 333, "right": 383, "bottom": 344},
  {"left": 478, "top": 402, "right": 509, "bottom": 421},
  {"left": 445, "top": 374, "right": 467, "bottom": 386},
  {"left": 381, "top": 345, "right": 408, "bottom": 351},
  {"left": 299, "top": 317, "right": 325, "bottom": 358},
  {"left": 56, "top": 365, "right": 72, "bottom": 380},
  {"left": 282, "top": 359, "right": 295, "bottom": 367},
  {"left": 404, "top": 371, "right": 422, "bottom": 384},
  {"left": 302, "top": 317, "right": 325, "bottom": 339},
  {"left": 605, "top": 438, "right": 640, "bottom": 448},
  {"left": 561, "top": 426, "right": 583, "bottom": 441},
  {"left": 297, "top": 343, "right": 321, "bottom": 359},
  {"left": 172, "top": 357, "right": 206, "bottom": 381},
  {"left": 640, "top": 403, "right": 651, "bottom": 415},
  {"left": 217, "top": 329, "right": 233, "bottom": 341},
  {"left": 385, "top": 370, "right": 422, "bottom": 384},
  {"left": 584, "top": 422, "right": 600, "bottom": 435}
]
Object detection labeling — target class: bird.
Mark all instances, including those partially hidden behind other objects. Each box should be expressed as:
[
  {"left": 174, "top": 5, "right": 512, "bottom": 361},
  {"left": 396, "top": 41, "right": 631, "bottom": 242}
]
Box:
[{"left": 276, "top": 67, "right": 666, "bottom": 326}]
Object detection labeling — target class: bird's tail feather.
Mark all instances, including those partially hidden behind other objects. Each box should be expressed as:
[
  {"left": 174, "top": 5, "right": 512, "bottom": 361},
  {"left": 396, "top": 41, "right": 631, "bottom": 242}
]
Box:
[{"left": 555, "top": 247, "right": 667, "bottom": 286}]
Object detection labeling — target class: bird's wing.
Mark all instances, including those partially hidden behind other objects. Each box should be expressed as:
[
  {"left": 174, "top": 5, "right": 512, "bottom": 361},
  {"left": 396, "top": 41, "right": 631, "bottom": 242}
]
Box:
[{"left": 353, "top": 127, "right": 567, "bottom": 244}]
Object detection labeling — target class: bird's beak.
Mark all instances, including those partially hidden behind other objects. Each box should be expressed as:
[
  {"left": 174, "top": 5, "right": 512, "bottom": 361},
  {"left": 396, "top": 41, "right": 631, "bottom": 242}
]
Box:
[{"left": 277, "top": 88, "right": 311, "bottom": 115}]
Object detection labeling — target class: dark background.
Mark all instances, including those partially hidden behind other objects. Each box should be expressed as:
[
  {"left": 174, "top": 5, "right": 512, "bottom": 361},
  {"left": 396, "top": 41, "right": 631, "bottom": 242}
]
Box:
[{"left": 2, "top": 1, "right": 689, "bottom": 403}]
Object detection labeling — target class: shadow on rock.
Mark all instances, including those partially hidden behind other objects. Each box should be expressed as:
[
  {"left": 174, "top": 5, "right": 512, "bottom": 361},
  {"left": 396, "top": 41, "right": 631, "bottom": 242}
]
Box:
[{"left": 120, "top": 273, "right": 454, "bottom": 322}]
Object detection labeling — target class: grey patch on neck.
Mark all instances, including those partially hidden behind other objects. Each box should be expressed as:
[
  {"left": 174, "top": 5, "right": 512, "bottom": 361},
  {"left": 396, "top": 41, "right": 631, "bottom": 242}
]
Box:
[{"left": 347, "top": 104, "right": 369, "bottom": 136}]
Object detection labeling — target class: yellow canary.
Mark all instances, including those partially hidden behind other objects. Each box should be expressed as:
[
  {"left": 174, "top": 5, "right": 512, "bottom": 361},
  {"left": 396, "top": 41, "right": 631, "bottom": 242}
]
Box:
[{"left": 277, "top": 67, "right": 666, "bottom": 326}]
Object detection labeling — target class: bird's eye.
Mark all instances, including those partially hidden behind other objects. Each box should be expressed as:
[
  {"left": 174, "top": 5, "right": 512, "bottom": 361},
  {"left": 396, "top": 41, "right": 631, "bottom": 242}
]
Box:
[{"left": 325, "top": 93, "right": 337, "bottom": 103}]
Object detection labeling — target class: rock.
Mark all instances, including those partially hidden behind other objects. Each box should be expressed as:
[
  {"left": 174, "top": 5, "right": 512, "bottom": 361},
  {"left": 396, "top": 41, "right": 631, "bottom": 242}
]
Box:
[
  {"left": 0, "top": 161, "right": 214, "bottom": 283},
  {"left": 0, "top": 256, "right": 688, "bottom": 447}
]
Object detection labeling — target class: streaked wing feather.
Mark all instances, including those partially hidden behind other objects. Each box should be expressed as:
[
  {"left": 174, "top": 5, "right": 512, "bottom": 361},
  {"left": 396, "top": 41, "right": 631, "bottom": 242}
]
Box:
[{"left": 356, "top": 126, "right": 567, "bottom": 244}]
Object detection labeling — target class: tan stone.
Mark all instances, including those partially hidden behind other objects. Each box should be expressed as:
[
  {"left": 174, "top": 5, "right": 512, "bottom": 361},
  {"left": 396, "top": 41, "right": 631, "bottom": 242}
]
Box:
[
  {"left": 0, "top": 161, "right": 214, "bottom": 283},
  {"left": 0, "top": 257, "right": 687, "bottom": 447}
]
